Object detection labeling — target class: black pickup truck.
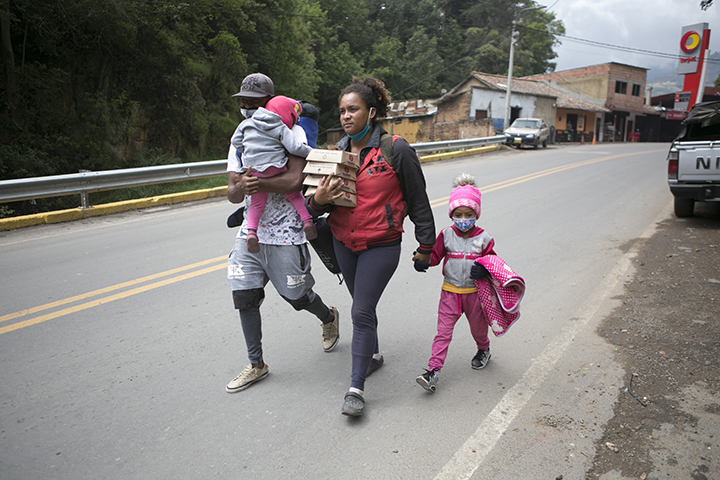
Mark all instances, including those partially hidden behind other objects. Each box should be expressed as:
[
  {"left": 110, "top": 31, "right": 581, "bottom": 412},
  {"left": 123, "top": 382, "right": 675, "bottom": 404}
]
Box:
[{"left": 667, "top": 100, "right": 720, "bottom": 217}]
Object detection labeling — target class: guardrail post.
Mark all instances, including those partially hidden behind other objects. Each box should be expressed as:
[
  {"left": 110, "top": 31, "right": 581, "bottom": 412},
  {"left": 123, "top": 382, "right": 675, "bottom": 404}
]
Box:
[{"left": 79, "top": 170, "right": 91, "bottom": 209}]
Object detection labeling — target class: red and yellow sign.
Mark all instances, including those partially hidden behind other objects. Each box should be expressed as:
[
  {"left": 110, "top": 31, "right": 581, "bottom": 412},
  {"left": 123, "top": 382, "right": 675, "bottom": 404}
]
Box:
[
  {"left": 681, "top": 30, "right": 701, "bottom": 53},
  {"left": 678, "top": 23, "right": 711, "bottom": 110},
  {"left": 678, "top": 23, "right": 708, "bottom": 75}
]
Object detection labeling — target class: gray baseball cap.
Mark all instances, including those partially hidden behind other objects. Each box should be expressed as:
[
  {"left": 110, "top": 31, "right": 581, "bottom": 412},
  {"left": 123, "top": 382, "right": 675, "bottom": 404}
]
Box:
[{"left": 232, "top": 73, "right": 274, "bottom": 98}]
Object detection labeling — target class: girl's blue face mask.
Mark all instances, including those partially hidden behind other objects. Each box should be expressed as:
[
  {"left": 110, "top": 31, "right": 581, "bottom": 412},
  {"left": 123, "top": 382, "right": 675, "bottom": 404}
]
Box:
[{"left": 453, "top": 217, "right": 476, "bottom": 232}]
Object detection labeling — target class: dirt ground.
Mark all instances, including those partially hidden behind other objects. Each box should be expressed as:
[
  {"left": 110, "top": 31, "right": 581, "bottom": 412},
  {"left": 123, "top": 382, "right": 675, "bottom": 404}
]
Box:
[{"left": 586, "top": 202, "right": 720, "bottom": 480}]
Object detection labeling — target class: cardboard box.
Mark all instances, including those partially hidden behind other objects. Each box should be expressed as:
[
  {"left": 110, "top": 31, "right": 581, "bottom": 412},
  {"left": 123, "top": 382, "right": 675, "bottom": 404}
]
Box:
[
  {"left": 303, "top": 174, "right": 356, "bottom": 194},
  {"left": 304, "top": 186, "right": 357, "bottom": 208},
  {"left": 303, "top": 162, "right": 357, "bottom": 181},
  {"left": 306, "top": 149, "right": 359, "bottom": 168}
]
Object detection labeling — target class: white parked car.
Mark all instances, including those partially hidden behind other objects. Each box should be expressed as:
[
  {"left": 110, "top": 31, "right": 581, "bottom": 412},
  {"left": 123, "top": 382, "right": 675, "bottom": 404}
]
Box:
[{"left": 504, "top": 118, "right": 550, "bottom": 149}]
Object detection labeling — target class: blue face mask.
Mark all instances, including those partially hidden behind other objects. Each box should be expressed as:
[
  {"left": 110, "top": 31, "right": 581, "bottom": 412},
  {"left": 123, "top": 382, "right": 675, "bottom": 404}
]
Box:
[
  {"left": 348, "top": 107, "right": 374, "bottom": 142},
  {"left": 348, "top": 124, "right": 370, "bottom": 142},
  {"left": 453, "top": 217, "right": 476, "bottom": 232}
]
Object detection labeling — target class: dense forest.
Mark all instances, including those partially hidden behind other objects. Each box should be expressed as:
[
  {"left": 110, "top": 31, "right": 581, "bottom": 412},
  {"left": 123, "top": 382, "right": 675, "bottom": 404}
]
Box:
[{"left": 0, "top": 0, "right": 563, "bottom": 212}]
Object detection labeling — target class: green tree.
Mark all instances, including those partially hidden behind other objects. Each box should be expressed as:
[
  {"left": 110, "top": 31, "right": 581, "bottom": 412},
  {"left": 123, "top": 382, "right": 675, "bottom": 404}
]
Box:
[
  {"left": 0, "top": 0, "right": 566, "bottom": 191},
  {"left": 399, "top": 28, "right": 444, "bottom": 98},
  {"left": 368, "top": 37, "right": 404, "bottom": 96}
]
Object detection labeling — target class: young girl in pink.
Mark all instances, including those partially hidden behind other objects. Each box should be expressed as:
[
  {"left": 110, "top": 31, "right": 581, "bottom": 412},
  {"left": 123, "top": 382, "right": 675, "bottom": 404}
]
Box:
[{"left": 416, "top": 173, "right": 496, "bottom": 392}]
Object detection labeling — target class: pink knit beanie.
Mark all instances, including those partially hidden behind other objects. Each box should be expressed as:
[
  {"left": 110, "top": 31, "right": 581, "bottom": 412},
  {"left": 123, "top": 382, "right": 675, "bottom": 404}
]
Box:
[
  {"left": 448, "top": 175, "right": 482, "bottom": 218},
  {"left": 265, "top": 95, "right": 302, "bottom": 129}
]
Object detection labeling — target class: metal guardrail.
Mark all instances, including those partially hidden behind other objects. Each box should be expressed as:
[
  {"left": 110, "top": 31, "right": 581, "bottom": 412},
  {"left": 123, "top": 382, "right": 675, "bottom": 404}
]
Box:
[
  {"left": 0, "top": 160, "right": 228, "bottom": 204},
  {"left": 411, "top": 135, "right": 506, "bottom": 153},
  {"left": 0, "top": 135, "right": 506, "bottom": 204}
]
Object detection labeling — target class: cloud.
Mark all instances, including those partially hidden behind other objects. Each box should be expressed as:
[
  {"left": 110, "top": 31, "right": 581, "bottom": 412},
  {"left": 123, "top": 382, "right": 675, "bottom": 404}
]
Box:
[{"left": 548, "top": 0, "right": 720, "bottom": 71}]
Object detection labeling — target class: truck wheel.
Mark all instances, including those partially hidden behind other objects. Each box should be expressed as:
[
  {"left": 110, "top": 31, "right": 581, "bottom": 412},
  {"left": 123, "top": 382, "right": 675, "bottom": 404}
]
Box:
[
  {"left": 674, "top": 197, "right": 695, "bottom": 217},
  {"left": 533, "top": 139, "right": 539, "bottom": 149},
  {"left": 542, "top": 139, "right": 547, "bottom": 148}
]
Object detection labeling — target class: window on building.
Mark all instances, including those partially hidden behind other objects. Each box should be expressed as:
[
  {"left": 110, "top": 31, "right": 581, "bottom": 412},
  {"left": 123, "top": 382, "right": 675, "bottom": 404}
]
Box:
[
  {"left": 632, "top": 84, "right": 642, "bottom": 96},
  {"left": 615, "top": 81, "right": 627, "bottom": 94},
  {"left": 475, "top": 109, "right": 488, "bottom": 119}
]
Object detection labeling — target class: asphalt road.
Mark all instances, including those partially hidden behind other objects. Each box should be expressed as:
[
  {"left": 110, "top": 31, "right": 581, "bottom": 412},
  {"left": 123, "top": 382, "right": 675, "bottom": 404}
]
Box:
[{"left": 0, "top": 143, "right": 674, "bottom": 479}]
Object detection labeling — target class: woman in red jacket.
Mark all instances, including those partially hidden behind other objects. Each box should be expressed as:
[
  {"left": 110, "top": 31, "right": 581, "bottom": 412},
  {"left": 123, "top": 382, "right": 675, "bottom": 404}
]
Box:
[{"left": 308, "top": 77, "right": 436, "bottom": 417}]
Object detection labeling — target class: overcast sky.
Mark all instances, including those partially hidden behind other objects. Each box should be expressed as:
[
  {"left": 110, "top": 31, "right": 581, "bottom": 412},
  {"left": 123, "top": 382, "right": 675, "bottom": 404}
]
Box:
[{"left": 545, "top": 0, "right": 720, "bottom": 75}]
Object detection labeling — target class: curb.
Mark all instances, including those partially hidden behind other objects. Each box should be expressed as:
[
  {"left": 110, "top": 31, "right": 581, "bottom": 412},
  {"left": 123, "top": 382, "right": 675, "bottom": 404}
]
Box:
[
  {"left": 419, "top": 145, "right": 501, "bottom": 163},
  {"left": 0, "top": 146, "right": 502, "bottom": 232},
  {"left": 0, "top": 186, "right": 227, "bottom": 232}
]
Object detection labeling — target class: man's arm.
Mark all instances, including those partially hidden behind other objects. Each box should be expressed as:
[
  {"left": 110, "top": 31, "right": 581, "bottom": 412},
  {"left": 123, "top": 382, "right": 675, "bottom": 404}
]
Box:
[
  {"left": 254, "top": 154, "right": 306, "bottom": 193},
  {"left": 227, "top": 154, "right": 305, "bottom": 203}
]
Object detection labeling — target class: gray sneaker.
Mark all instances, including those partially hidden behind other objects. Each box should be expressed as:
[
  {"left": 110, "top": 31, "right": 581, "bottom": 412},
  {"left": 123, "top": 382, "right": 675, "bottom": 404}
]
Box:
[
  {"left": 341, "top": 391, "right": 365, "bottom": 417},
  {"left": 321, "top": 306, "right": 339, "bottom": 352},
  {"left": 226, "top": 363, "right": 269, "bottom": 393}
]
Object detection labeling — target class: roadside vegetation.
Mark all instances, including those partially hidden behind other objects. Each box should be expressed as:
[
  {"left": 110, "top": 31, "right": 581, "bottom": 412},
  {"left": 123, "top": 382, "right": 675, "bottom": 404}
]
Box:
[{"left": 0, "top": 0, "right": 564, "bottom": 216}]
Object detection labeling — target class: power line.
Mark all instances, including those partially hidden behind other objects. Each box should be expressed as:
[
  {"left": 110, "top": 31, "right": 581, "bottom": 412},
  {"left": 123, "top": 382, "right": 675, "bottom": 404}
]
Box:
[
  {"left": 392, "top": 57, "right": 468, "bottom": 97},
  {"left": 518, "top": 24, "right": 720, "bottom": 65}
]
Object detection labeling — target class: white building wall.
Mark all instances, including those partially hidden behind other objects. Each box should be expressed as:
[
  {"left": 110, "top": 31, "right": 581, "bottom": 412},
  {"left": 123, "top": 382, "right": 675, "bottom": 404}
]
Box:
[{"left": 469, "top": 86, "right": 556, "bottom": 131}]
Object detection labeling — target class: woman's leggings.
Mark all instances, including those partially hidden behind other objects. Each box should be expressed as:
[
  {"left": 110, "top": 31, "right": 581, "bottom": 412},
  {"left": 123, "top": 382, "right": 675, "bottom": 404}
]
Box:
[{"left": 333, "top": 238, "right": 401, "bottom": 391}]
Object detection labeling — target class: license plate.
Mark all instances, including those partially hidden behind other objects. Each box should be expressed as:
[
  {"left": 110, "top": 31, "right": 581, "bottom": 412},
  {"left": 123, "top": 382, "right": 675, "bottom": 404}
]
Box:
[{"left": 513, "top": 138, "right": 521, "bottom": 144}]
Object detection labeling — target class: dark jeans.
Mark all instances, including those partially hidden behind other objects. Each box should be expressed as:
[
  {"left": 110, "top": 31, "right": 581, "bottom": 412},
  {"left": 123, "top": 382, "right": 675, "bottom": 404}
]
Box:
[{"left": 333, "top": 238, "right": 401, "bottom": 390}]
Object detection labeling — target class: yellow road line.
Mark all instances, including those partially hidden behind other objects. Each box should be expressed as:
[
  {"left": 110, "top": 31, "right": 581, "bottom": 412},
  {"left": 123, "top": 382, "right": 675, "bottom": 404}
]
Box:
[
  {"left": 0, "top": 263, "right": 227, "bottom": 335},
  {"left": 429, "top": 150, "right": 665, "bottom": 208},
  {"left": 0, "top": 255, "right": 227, "bottom": 324}
]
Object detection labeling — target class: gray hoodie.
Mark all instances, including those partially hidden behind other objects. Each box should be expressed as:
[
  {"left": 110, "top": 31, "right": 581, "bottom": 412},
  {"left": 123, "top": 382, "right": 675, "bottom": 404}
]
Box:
[{"left": 230, "top": 107, "right": 312, "bottom": 172}]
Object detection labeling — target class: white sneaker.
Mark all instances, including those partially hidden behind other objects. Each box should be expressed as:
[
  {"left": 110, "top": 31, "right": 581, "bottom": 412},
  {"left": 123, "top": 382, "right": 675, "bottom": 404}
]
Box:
[
  {"left": 226, "top": 364, "right": 269, "bottom": 393},
  {"left": 321, "top": 306, "right": 339, "bottom": 352}
]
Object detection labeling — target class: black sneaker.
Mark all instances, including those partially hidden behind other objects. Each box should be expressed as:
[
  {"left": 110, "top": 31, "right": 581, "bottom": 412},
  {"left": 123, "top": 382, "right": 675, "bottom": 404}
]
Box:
[
  {"left": 471, "top": 349, "right": 491, "bottom": 369},
  {"left": 366, "top": 355, "right": 384, "bottom": 377},
  {"left": 416, "top": 368, "right": 439, "bottom": 392}
]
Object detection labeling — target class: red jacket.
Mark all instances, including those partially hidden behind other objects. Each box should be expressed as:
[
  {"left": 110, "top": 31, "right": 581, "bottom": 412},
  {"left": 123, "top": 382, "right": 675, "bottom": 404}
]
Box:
[{"left": 309, "top": 126, "right": 435, "bottom": 253}]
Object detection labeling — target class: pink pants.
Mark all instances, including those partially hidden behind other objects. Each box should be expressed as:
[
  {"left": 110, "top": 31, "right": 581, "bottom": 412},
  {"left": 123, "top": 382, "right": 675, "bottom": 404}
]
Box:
[
  {"left": 246, "top": 166, "right": 312, "bottom": 231},
  {"left": 428, "top": 289, "right": 490, "bottom": 371}
]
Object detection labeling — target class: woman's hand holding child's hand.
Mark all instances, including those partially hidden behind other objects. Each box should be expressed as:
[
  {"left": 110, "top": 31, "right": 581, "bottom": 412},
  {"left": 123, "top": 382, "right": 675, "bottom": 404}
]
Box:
[
  {"left": 313, "top": 175, "right": 344, "bottom": 206},
  {"left": 470, "top": 262, "right": 490, "bottom": 280},
  {"left": 412, "top": 251, "right": 430, "bottom": 273}
]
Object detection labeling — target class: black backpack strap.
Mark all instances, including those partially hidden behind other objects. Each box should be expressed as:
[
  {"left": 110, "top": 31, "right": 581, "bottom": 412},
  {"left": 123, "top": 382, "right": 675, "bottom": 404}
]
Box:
[{"left": 379, "top": 133, "right": 395, "bottom": 168}]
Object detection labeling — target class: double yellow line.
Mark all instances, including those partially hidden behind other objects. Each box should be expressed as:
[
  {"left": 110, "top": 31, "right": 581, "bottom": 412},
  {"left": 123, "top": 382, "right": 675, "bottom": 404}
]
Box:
[
  {"left": 0, "top": 256, "right": 227, "bottom": 335},
  {"left": 429, "top": 150, "right": 657, "bottom": 209},
  {"left": 1, "top": 149, "right": 664, "bottom": 336}
]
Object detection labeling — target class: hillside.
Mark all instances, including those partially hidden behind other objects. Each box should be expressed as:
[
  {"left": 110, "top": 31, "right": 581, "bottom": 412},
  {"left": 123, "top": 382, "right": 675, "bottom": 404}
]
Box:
[{"left": 647, "top": 51, "right": 720, "bottom": 95}]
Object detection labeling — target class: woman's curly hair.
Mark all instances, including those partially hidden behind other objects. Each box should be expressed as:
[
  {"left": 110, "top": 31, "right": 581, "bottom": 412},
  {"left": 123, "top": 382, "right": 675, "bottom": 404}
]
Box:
[{"left": 338, "top": 76, "right": 391, "bottom": 122}]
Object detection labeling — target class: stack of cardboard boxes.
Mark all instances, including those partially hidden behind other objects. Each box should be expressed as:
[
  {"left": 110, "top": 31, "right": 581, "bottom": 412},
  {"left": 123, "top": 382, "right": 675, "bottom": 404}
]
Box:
[{"left": 302, "top": 149, "right": 359, "bottom": 207}]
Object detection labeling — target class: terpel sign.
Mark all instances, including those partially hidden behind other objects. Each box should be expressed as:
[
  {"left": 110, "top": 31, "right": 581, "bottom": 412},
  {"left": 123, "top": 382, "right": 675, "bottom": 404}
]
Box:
[{"left": 678, "top": 23, "right": 708, "bottom": 75}]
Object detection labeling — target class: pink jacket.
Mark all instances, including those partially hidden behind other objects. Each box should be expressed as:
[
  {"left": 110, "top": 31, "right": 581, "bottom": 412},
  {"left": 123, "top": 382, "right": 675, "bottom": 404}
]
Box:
[{"left": 475, "top": 255, "right": 525, "bottom": 337}]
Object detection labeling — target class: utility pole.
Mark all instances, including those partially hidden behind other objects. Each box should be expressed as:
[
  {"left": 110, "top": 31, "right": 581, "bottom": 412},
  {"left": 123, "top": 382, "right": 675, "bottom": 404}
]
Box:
[
  {"left": 503, "top": 21, "right": 518, "bottom": 131},
  {"left": 503, "top": 5, "right": 547, "bottom": 131}
]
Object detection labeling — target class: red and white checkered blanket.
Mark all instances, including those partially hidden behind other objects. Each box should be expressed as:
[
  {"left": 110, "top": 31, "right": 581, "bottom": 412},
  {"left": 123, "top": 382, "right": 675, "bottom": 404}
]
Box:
[{"left": 475, "top": 255, "right": 525, "bottom": 337}]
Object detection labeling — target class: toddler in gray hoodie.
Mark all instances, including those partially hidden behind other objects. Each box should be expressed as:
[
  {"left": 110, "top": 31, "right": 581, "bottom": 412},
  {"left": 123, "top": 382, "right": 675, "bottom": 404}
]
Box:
[{"left": 231, "top": 95, "right": 317, "bottom": 253}]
